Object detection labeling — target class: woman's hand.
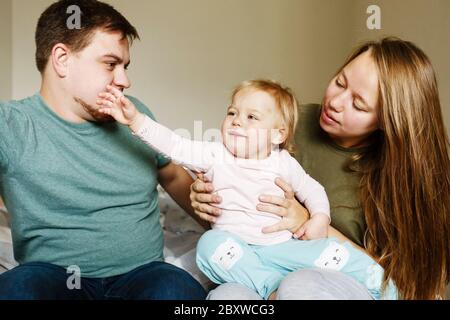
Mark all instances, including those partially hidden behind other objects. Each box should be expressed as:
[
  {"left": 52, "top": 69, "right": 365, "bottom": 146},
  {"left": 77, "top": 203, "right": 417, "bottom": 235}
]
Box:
[
  {"left": 259, "top": 178, "right": 310, "bottom": 237},
  {"left": 189, "top": 173, "right": 222, "bottom": 224}
]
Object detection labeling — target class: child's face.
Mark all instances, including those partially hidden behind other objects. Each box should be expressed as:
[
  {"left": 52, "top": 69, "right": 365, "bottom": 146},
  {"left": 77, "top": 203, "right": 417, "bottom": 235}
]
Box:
[{"left": 221, "top": 88, "right": 285, "bottom": 159}]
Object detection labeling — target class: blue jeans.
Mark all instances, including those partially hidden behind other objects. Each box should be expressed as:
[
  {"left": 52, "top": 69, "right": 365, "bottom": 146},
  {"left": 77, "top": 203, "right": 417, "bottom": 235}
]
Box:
[{"left": 0, "top": 261, "right": 206, "bottom": 300}]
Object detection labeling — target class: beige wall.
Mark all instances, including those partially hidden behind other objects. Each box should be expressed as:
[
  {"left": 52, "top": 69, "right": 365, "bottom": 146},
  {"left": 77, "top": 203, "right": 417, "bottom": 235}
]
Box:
[
  {"left": 110, "top": 0, "right": 356, "bottom": 132},
  {"left": 11, "top": 0, "right": 51, "bottom": 101},
  {"left": 0, "top": 0, "right": 12, "bottom": 102},
  {"left": 7, "top": 0, "right": 450, "bottom": 136},
  {"left": 10, "top": 0, "right": 355, "bottom": 132}
]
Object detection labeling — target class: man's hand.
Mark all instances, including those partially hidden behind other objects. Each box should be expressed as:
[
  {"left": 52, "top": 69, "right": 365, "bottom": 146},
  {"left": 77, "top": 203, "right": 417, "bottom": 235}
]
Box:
[{"left": 189, "top": 174, "right": 222, "bottom": 224}]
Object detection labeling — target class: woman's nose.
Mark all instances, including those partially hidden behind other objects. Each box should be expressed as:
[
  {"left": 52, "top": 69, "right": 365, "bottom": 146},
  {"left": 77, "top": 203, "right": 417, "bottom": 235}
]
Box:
[{"left": 329, "top": 91, "right": 350, "bottom": 113}]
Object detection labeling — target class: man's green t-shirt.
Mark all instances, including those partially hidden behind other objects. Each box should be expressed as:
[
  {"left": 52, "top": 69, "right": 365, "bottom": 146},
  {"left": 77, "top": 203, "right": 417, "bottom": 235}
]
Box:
[
  {"left": 0, "top": 94, "right": 170, "bottom": 277},
  {"left": 294, "top": 104, "right": 367, "bottom": 246}
]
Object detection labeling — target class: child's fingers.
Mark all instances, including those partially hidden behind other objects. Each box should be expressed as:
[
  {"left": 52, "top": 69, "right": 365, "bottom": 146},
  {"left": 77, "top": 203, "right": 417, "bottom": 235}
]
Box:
[
  {"left": 98, "top": 108, "right": 112, "bottom": 115},
  {"left": 120, "top": 96, "right": 133, "bottom": 109},
  {"left": 119, "top": 96, "right": 136, "bottom": 112},
  {"left": 98, "top": 92, "right": 116, "bottom": 103},
  {"left": 98, "top": 107, "right": 121, "bottom": 120},
  {"left": 96, "top": 98, "right": 115, "bottom": 108},
  {"left": 106, "top": 85, "right": 124, "bottom": 100}
]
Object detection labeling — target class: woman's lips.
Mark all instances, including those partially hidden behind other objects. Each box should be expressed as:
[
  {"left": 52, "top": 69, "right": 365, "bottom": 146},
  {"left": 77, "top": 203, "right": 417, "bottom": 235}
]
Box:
[{"left": 321, "top": 108, "right": 339, "bottom": 125}]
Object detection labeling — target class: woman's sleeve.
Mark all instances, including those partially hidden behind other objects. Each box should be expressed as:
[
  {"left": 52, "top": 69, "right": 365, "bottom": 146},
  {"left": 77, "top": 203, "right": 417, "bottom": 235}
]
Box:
[
  {"left": 132, "top": 115, "right": 216, "bottom": 173},
  {"left": 284, "top": 154, "right": 331, "bottom": 220}
]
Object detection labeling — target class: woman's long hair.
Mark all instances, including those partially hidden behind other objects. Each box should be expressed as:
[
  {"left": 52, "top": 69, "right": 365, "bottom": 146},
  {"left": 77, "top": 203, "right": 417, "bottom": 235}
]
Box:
[{"left": 345, "top": 38, "right": 450, "bottom": 299}]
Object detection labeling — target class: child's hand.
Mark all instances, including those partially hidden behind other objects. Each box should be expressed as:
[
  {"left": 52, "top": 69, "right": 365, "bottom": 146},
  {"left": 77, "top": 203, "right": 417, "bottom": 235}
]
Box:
[
  {"left": 294, "top": 213, "right": 330, "bottom": 240},
  {"left": 97, "top": 85, "right": 144, "bottom": 129}
]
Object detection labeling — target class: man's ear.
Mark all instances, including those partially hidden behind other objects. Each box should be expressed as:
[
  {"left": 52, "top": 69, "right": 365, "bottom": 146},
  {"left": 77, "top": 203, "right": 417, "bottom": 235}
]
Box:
[
  {"left": 51, "top": 43, "right": 70, "bottom": 78},
  {"left": 271, "top": 127, "right": 287, "bottom": 145}
]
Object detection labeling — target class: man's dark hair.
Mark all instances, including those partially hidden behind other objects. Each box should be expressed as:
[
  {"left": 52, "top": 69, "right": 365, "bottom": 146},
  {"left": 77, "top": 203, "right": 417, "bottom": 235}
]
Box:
[{"left": 35, "top": 0, "right": 139, "bottom": 73}]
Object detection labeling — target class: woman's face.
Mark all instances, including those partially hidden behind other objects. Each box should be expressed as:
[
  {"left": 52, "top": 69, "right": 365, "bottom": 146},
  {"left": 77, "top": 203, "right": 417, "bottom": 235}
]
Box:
[{"left": 320, "top": 50, "right": 380, "bottom": 148}]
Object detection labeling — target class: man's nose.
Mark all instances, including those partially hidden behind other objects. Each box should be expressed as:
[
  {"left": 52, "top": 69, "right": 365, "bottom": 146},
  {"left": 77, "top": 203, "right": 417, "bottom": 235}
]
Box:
[{"left": 113, "top": 68, "right": 131, "bottom": 90}]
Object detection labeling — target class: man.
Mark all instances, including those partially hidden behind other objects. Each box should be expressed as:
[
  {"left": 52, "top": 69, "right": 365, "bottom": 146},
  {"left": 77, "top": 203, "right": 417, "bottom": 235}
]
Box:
[{"left": 0, "top": 0, "right": 206, "bottom": 299}]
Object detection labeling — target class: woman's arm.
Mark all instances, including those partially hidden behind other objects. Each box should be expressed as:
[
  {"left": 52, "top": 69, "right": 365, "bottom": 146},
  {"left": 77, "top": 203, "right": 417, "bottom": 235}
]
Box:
[
  {"left": 259, "top": 178, "right": 368, "bottom": 255},
  {"left": 327, "top": 225, "right": 366, "bottom": 254},
  {"left": 190, "top": 176, "right": 368, "bottom": 255}
]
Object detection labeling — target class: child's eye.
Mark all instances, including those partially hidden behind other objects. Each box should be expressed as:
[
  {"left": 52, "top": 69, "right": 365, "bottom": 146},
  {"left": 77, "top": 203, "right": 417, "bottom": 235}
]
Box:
[
  {"left": 248, "top": 114, "right": 258, "bottom": 120},
  {"left": 227, "top": 111, "right": 236, "bottom": 116}
]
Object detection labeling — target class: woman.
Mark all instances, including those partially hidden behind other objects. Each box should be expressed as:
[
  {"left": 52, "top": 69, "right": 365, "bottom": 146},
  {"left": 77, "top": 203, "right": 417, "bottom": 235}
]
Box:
[{"left": 190, "top": 37, "right": 450, "bottom": 300}]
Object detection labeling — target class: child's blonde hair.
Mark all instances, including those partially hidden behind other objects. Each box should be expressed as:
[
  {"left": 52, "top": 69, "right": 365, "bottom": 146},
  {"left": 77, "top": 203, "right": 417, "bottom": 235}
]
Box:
[{"left": 230, "top": 79, "right": 299, "bottom": 154}]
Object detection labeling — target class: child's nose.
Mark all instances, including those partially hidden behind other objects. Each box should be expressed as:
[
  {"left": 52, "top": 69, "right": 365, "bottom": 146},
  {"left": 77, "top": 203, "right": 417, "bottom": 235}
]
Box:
[{"left": 232, "top": 117, "right": 241, "bottom": 127}]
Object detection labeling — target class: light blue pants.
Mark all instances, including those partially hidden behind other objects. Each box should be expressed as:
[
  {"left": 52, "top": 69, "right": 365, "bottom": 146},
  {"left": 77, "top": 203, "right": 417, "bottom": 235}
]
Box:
[{"left": 196, "top": 230, "right": 397, "bottom": 300}]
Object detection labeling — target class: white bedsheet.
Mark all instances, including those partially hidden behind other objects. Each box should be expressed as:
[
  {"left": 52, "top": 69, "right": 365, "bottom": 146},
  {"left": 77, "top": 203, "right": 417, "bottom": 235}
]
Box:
[{"left": 0, "top": 207, "right": 16, "bottom": 272}]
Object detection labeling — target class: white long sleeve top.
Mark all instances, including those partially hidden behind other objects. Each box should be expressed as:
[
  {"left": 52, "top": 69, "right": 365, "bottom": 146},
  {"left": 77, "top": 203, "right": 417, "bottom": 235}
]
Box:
[{"left": 134, "top": 115, "right": 330, "bottom": 245}]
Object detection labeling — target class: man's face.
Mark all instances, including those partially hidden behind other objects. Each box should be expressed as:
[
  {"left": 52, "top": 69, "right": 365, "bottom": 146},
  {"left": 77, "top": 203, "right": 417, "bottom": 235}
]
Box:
[{"left": 66, "top": 30, "right": 131, "bottom": 122}]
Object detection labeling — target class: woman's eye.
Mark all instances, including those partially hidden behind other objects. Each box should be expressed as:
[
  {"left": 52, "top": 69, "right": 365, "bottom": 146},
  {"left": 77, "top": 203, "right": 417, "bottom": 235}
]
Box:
[
  {"left": 335, "top": 78, "right": 344, "bottom": 88},
  {"left": 106, "top": 63, "right": 116, "bottom": 69},
  {"left": 353, "top": 102, "right": 364, "bottom": 111}
]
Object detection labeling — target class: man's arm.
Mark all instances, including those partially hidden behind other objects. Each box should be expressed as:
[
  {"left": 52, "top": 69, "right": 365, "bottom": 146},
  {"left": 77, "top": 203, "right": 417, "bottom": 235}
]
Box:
[{"left": 158, "top": 162, "right": 210, "bottom": 230}]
